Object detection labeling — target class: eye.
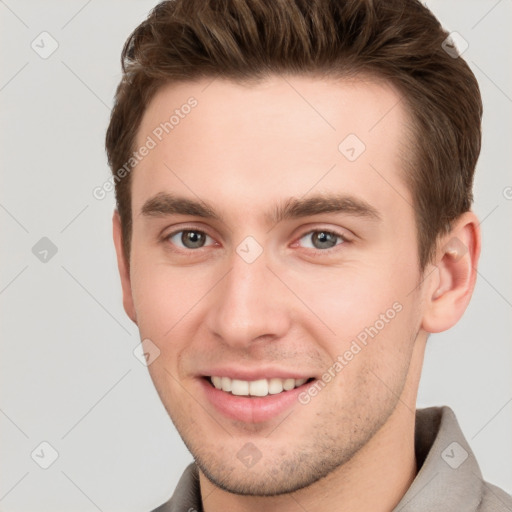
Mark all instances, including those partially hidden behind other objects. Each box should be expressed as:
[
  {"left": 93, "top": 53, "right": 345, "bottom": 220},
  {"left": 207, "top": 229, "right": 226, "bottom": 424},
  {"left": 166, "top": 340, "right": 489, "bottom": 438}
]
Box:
[
  {"left": 166, "top": 229, "right": 215, "bottom": 250},
  {"left": 297, "top": 230, "right": 347, "bottom": 251}
]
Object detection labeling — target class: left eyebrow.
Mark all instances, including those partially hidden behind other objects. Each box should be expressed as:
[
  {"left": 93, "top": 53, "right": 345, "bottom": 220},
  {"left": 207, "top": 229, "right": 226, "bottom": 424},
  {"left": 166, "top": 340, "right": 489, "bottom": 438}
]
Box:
[{"left": 265, "top": 193, "right": 381, "bottom": 225}]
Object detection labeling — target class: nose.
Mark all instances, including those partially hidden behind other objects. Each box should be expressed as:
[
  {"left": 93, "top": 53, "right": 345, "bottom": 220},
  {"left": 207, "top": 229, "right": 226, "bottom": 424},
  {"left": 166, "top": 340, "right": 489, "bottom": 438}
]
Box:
[{"left": 204, "top": 249, "right": 292, "bottom": 349}]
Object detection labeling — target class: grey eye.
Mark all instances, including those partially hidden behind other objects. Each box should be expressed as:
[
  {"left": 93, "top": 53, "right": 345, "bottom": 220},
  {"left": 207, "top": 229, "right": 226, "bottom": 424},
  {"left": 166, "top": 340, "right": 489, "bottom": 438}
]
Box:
[
  {"left": 168, "top": 230, "right": 213, "bottom": 249},
  {"left": 299, "top": 231, "right": 344, "bottom": 250}
]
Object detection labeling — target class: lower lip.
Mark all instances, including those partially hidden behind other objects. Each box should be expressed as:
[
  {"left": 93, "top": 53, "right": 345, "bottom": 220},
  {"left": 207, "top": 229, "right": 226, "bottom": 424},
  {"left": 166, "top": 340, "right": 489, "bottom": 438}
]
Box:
[{"left": 199, "top": 378, "right": 314, "bottom": 423}]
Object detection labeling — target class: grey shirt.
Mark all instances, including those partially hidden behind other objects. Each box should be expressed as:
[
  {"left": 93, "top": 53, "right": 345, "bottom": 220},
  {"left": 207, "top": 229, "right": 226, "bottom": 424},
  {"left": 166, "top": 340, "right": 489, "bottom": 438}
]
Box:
[{"left": 152, "top": 406, "right": 512, "bottom": 511}]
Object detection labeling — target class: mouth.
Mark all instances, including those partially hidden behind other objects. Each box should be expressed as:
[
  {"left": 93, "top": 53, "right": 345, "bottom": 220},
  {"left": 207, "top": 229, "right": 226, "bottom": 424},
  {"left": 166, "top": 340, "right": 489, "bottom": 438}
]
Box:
[
  {"left": 204, "top": 375, "right": 315, "bottom": 397},
  {"left": 200, "top": 374, "right": 316, "bottom": 423}
]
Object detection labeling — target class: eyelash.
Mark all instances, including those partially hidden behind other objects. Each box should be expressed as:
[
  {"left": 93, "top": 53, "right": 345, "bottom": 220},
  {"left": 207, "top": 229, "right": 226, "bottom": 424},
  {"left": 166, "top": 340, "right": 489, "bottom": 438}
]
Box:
[
  {"left": 163, "top": 228, "right": 216, "bottom": 252},
  {"left": 162, "top": 227, "right": 350, "bottom": 254},
  {"left": 294, "top": 229, "right": 349, "bottom": 254}
]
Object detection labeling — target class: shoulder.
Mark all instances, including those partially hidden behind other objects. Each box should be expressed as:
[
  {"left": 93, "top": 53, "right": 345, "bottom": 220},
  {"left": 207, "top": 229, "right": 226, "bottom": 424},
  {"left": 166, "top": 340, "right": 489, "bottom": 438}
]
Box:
[
  {"left": 149, "top": 462, "right": 201, "bottom": 512},
  {"left": 478, "top": 481, "right": 512, "bottom": 511}
]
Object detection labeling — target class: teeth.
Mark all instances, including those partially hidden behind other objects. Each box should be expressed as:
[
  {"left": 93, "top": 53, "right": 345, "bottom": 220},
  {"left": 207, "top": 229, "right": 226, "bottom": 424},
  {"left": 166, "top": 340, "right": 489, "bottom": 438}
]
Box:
[
  {"left": 283, "top": 378, "right": 295, "bottom": 391},
  {"left": 268, "top": 378, "right": 284, "bottom": 394},
  {"left": 221, "top": 376, "right": 232, "bottom": 392},
  {"left": 249, "top": 379, "right": 268, "bottom": 397},
  {"left": 231, "top": 379, "right": 249, "bottom": 396},
  {"left": 209, "top": 376, "right": 309, "bottom": 397}
]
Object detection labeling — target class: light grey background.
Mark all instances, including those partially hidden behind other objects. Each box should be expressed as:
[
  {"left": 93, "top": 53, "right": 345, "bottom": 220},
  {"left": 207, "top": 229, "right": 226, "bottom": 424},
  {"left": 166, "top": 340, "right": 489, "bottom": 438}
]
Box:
[{"left": 1, "top": 1, "right": 511, "bottom": 510}]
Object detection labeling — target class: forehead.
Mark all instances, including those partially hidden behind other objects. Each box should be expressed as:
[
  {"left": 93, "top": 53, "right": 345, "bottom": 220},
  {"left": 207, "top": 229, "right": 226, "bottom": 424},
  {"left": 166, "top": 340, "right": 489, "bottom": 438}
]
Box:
[{"left": 131, "top": 74, "right": 412, "bottom": 221}]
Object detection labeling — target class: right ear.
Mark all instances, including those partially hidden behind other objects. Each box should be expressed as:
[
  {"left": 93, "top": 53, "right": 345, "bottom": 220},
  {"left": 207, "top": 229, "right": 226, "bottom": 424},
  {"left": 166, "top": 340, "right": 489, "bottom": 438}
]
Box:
[{"left": 112, "top": 210, "right": 137, "bottom": 324}]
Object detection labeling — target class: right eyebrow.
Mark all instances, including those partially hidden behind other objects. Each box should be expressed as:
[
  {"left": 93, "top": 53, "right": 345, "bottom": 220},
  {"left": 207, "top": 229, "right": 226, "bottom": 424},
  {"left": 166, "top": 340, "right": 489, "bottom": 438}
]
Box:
[{"left": 140, "top": 192, "right": 223, "bottom": 222}]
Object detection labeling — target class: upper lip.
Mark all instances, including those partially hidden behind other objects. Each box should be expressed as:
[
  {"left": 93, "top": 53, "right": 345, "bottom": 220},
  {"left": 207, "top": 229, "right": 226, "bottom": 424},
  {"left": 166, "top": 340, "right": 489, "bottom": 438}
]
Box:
[{"left": 199, "top": 366, "right": 315, "bottom": 381}]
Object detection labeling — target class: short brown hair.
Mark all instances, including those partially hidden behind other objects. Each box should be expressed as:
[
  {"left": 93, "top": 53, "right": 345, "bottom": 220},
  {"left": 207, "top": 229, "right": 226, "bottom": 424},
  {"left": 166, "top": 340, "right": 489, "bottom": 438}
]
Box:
[{"left": 105, "top": 0, "right": 482, "bottom": 269}]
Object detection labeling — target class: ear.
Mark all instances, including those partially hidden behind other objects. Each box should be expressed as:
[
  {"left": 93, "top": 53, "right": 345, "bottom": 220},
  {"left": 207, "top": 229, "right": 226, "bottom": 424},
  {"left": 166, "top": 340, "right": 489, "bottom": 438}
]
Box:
[
  {"left": 112, "top": 210, "right": 137, "bottom": 325},
  {"left": 421, "top": 211, "right": 481, "bottom": 333}
]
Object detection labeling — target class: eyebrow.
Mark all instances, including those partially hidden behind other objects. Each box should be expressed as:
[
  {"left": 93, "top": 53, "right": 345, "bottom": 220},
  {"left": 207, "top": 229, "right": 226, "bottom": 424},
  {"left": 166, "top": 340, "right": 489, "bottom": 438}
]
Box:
[
  {"left": 140, "top": 191, "right": 381, "bottom": 226},
  {"left": 267, "top": 194, "right": 381, "bottom": 224}
]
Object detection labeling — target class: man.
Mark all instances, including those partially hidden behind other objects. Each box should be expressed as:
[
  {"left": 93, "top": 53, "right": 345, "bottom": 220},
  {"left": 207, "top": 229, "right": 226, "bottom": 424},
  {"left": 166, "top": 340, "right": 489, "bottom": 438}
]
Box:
[{"left": 105, "top": 0, "right": 512, "bottom": 510}]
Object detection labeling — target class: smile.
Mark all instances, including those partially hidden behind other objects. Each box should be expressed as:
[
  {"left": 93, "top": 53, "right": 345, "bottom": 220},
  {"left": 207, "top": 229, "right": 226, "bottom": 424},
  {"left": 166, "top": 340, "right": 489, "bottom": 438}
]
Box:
[
  {"left": 208, "top": 376, "right": 312, "bottom": 397},
  {"left": 201, "top": 375, "right": 316, "bottom": 423}
]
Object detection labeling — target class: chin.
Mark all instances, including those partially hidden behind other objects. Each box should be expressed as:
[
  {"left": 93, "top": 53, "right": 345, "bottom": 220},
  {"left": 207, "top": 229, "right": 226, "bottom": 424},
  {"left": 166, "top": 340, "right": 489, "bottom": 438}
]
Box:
[{"left": 194, "top": 447, "right": 352, "bottom": 497}]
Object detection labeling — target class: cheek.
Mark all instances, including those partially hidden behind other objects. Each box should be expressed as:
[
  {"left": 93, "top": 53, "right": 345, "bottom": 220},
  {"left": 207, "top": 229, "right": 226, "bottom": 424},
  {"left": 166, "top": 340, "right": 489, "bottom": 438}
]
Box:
[
  {"left": 298, "top": 264, "right": 421, "bottom": 391},
  {"left": 290, "top": 266, "right": 409, "bottom": 340},
  {"left": 129, "top": 257, "right": 199, "bottom": 340},
  {"left": 319, "top": 301, "right": 419, "bottom": 421}
]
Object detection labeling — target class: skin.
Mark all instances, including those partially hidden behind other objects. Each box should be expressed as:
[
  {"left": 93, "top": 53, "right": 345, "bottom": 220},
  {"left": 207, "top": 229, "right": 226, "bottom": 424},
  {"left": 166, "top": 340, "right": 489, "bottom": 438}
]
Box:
[{"left": 113, "top": 75, "right": 480, "bottom": 512}]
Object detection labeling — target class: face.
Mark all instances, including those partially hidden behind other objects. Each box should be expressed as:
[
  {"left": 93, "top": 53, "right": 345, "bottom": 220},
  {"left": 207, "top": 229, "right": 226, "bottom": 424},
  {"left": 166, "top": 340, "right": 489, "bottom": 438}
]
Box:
[{"left": 122, "top": 75, "right": 430, "bottom": 495}]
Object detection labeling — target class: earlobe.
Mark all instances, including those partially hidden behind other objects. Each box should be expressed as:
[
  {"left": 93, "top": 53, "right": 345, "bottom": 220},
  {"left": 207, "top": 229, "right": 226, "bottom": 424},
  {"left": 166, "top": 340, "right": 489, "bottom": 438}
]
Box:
[
  {"left": 112, "top": 210, "right": 138, "bottom": 325},
  {"left": 421, "top": 212, "right": 481, "bottom": 333}
]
